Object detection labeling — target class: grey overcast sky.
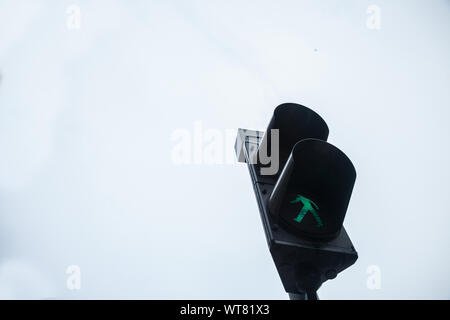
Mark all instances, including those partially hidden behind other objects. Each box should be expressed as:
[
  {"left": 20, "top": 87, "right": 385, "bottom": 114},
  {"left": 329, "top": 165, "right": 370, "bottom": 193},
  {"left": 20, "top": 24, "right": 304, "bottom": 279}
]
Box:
[{"left": 0, "top": 0, "right": 449, "bottom": 299}]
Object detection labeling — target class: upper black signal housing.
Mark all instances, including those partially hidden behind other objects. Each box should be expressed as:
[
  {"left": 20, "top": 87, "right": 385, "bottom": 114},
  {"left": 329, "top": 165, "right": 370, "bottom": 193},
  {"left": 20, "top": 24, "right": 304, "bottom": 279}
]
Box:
[{"left": 258, "top": 103, "right": 329, "bottom": 175}]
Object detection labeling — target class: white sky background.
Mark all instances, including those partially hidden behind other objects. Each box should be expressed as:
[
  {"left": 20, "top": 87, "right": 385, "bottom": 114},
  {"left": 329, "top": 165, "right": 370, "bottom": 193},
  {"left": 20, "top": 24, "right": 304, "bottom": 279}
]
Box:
[{"left": 0, "top": 0, "right": 449, "bottom": 299}]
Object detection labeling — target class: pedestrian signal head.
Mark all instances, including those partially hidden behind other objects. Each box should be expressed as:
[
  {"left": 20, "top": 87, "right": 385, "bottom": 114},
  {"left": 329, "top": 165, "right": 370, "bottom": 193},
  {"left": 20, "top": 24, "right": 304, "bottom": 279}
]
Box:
[{"left": 269, "top": 139, "right": 356, "bottom": 240}]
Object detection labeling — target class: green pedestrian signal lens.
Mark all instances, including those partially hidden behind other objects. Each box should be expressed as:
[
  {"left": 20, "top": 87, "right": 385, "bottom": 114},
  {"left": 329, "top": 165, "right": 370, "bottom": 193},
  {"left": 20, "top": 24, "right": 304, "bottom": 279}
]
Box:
[{"left": 290, "top": 195, "right": 323, "bottom": 227}]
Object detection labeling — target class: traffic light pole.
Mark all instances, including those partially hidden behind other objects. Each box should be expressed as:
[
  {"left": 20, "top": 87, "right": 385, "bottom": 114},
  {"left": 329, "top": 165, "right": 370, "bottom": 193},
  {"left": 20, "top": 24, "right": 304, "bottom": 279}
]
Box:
[{"left": 288, "top": 291, "right": 318, "bottom": 300}]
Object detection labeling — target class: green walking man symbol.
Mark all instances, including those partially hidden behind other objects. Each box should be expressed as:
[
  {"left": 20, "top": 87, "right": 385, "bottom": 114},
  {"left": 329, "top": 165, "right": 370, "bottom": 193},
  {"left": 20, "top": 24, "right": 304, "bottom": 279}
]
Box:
[{"left": 290, "top": 195, "right": 323, "bottom": 227}]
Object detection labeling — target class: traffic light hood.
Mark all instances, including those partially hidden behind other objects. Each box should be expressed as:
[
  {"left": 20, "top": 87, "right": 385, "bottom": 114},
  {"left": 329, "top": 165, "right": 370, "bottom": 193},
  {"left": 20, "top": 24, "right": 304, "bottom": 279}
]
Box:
[
  {"left": 269, "top": 139, "right": 356, "bottom": 240},
  {"left": 258, "top": 103, "right": 329, "bottom": 175}
]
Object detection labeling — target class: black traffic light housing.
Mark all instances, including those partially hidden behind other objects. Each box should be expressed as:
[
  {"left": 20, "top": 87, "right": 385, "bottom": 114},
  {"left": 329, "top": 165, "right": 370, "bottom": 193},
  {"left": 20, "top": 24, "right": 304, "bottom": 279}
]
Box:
[{"left": 235, "top": 103, "right": 358, "bottom": 299}]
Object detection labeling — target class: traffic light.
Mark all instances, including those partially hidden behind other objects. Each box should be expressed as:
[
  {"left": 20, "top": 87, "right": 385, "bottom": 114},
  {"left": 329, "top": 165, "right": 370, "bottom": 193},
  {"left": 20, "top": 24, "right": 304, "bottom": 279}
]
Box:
[{"left": 235, "top": 103, "right": 357, "bottom": 300}]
